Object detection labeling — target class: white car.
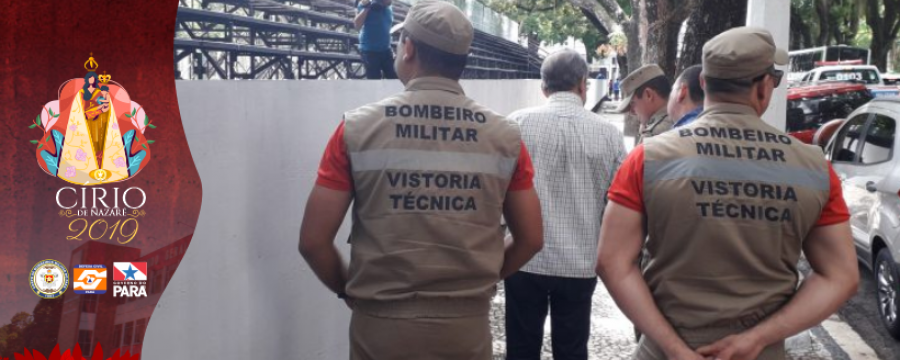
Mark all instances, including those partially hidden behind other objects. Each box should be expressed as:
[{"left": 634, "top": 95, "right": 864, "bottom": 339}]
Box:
[
  {"left": 800, "top": 65, "right": 884, "bottom": 85},
  {"left": 825, "top": 97, "right": 900, "bottom": 338},
  {"left": 800, "top": 65, "right": 900, "bottom": 98}
]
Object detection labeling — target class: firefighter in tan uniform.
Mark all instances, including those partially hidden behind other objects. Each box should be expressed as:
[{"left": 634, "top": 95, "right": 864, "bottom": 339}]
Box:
[
  {"left": 298, "top": 1, "right": 544, "bottom": 359},
  {"left": 616, "top": 64, "right": 675, "bottom": 143},
  {"left": 597, "top": 27, "right": 859, "bottom": 360}
]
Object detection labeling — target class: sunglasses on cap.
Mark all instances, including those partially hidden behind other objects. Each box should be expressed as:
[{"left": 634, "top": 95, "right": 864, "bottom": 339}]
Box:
[{"left": 752, "top": 68, "right": 784, "bottom": 88}]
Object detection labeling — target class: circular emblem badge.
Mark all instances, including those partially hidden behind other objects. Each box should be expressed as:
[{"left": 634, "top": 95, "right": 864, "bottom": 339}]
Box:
[{"left": 30, "top": 259, "right": 69, "bottom": 299}]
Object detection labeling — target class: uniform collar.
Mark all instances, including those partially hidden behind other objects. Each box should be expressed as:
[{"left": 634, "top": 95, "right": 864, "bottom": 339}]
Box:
[
  {"left": 648, "top": 108, "right": 668, "bottom": 125},
  {"left": 548, "top": 91, "right": 584, "bottom": 106},
  {"left": 699, "top": 102, "right": 759, "bottom": 118},
  {"left": 405, "top": 76, "right": 465, "bottom": 95},
  {"left": 674, "top": 106, "right": 703, "bottom": 128}
]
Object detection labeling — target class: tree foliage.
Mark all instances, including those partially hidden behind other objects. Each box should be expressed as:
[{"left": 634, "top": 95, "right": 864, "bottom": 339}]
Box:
[
  {"left": 0, "top": 300, "right": 63, "bottom": 358},
  {"left": 489, "top": 0, "right": 608, "bottom": 60},
  {"left": 791, "top": 0, "right": 900, "bottom": 71},
  {"left": 790, "top": 0, "right": 866, "bottom": 49}
]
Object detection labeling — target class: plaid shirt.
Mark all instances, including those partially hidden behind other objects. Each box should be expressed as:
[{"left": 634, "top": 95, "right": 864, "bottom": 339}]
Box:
[{"left": 509, "top": 92, "right": 626, "bottom": 278}]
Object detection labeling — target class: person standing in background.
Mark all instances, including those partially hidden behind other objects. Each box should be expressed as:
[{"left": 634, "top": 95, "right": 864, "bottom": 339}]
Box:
[
  {"left": 615, "top": 64, "right": 673, "bottom": 143},
  {"left": 668, "top": 65, "right": 704, "bottom": 128},
  {"left": 355, "top": 0, "right": 397, "bottom": 79},
  {"left": 505, "top": 49, "right": 626, "bottom": 360}
]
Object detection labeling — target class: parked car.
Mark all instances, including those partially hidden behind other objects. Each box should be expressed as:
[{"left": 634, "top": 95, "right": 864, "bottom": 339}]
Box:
[
  {"left": 797, "top": 64, "right": 900, "bottom": 97},
  {"left": 787, "top": 82, "right": 873, "bottom": 144},
  {"left": 884, "top": 73, "right": 900, "bottom": 86},
  {"left": 824, "top": 97, "right": 900, "bottom": 339}
]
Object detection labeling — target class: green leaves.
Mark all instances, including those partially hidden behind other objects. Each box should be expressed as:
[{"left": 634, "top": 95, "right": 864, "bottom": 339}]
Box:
[
  {"left": 48, "top": 108, "right": 59, "bottom": 118},
  {"left": 125, "top": 108, "right": 137, "bottom": 118},
  {"left": 148, "top": 124, "right": 157, "bottom": 129},
  {"left": 488, "top": 0, "right": 603, "bottom": 46},
  {"left": 30, "top": 140, "right": 38, "bottom": 144},
  {"left": 145, "top": 114, "right": 149, "bottom": 125},
  {"left": 147, "top": 140, "right": 156, "bottom": 144},
  {"left": 28, "top": 124, "right": 37, "bottom": 129},
  {"left": 142, "top": 143, "right": 148, "bottom": 149}
]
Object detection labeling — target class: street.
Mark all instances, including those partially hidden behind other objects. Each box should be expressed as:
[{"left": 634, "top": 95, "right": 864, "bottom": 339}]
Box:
[
  {"left": 488, "top": 262, "right": 899, "bottom": 360},
  {"left": 484, "top": 110, "right": 900, "bottom": 360}
]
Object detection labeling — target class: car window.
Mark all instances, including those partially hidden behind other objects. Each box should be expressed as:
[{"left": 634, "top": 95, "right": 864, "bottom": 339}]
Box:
[
  {"left": 859, "top": 114, "right": 896, "bottom": 164},
  {"left": 819, "top": 69, "right": 881, "bottom": 84},
  {"left": 786, "top": 90, "right": 873, "bottom": 133},
  {"left": 831, "top": 114, "right": 869, "bottom": 162}
]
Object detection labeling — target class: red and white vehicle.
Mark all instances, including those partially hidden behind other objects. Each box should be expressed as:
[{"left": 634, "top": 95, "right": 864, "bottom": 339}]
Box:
[
  {"left": 796, "top": 64, "right": 900, "bottom": 98},
  {"left": 787, "top": 82, "right": 874, "bottom": 144}
]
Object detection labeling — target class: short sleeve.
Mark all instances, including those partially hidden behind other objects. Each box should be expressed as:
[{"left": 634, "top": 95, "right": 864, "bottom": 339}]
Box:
[
  {"left": 315, "top": 121, "right": 353, "bottom": 191},
  {"left": 508, "top": 141, "right": 535, "bottom": 191},
  {"left": 607, "top": 144, "right": 645, "bottom": 213},
  {"left": 815, "top": 164, "right": 850, "bottom": 226}
]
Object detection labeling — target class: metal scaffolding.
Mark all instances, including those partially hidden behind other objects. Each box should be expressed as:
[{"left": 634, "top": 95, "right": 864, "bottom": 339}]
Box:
[{"left": 174, "top": 0, "right": 540, "bottom": 79}]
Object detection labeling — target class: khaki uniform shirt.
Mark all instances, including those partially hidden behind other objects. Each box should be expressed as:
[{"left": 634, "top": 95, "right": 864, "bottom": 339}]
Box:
[
  {"left": 638, "top": 108, "right": 673, "bottom": 143},
  {"left": 609, "top": 103, "right": 845, "bottom": 329},
  {"left": 340, "top": 77, "right": 527, "bottom": 318}
]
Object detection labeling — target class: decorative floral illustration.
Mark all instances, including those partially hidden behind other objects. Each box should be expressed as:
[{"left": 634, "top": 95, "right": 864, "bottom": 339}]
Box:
[
  {"left": 75, "top": 149, "right": 87, "bottom": 161},
  {"left": 2, "top": 343, "right": 140, "bottom": 360},
  {"left": 31, "top": 53, "right": 155, "bottom": 184}
]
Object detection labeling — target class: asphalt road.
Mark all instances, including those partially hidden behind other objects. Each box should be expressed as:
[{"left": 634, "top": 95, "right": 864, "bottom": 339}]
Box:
[{"left": 835, "top": 262, "right": 900, "bottom": 359}]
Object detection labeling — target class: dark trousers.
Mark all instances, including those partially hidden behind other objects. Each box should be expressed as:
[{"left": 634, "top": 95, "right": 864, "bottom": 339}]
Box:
[
  {"left": 361, "top": 50, "right": 397, "bottom": 79},
  {"left": 504, "top": 271, "right": 597, "bottom": 360}
]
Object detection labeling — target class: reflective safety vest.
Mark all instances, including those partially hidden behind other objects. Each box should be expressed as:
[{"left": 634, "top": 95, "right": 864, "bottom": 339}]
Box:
[
  {"left": 642, "top": 103, "right": 831, "bottom": 328},
  {"left": 343, "top": 77, "right": 523, "bottom": 318}
]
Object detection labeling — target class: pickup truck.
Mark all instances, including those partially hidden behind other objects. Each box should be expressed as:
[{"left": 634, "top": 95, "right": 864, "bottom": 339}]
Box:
[{"left": 796, "top": 65, "right": 900, "bottom": 97}]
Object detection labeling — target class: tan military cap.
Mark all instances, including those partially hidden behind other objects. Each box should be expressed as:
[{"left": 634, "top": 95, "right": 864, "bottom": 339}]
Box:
[
  {"left": 615, "top": 64, "right": 666, "bottom": 113},
  {"left": 390, "top": 0, "right": 474, "bottom": 55},
  {"left": 702, "top": 26, "right": 788, "bottom": 80}
]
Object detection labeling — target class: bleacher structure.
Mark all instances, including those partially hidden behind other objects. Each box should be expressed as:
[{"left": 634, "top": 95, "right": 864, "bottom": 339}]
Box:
[{"left": 174, "top": 0, "right": 541, "bottom": 79}]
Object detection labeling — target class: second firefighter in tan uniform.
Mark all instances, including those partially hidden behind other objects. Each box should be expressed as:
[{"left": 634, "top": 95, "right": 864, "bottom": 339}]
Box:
[
  {"left": 597, "top": 27, "right": 858, "bottom": 360},
  {"left": 616, "top": 64, "right": 674, "bottom": 143}
]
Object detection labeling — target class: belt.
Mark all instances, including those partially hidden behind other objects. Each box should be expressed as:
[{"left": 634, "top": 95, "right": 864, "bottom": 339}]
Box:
[{"left": 685, "top": 302, "right": 786, "bottom": 331}]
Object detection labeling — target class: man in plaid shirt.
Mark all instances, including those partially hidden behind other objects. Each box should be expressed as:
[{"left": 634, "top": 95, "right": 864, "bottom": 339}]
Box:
[{"left": 504, "top": 49, "right": 627, "bottom": 360}]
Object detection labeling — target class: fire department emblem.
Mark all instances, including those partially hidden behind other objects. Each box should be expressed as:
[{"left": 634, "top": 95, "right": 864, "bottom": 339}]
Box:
[{"left": 30, "top": 259, "right": 69, "bottom": 299}]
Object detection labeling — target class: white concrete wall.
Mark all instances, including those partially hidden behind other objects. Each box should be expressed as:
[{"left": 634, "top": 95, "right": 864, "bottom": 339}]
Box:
[
  {"left": 142, "top": 80, "right": 547, "bottom": 359},
  {"left": 747, "top": 0, "right": 790, "bottom": 131}
]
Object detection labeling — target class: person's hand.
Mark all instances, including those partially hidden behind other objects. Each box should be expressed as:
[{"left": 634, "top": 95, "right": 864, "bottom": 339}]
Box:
[
  {"left": 664, "top": 346, "right": 709, "bottom": 360},
  {"left": 696, "top": 333, "right": 766, "bottom": 360}
]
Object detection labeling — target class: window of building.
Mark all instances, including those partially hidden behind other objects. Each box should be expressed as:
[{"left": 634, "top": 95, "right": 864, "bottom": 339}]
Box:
[
  {"left": 82, "top": 294, "right": 99, "bottom": 313},
  {"left": 112, "top": 324, "right": 122, "bottom": 349},
  {"left": 152, "top": 273, "right": 164, "bottom": 294},
  {"left": 78, "top": 330, "right": 93, "bottom": 357},
  {"left": 133, "top": 319, "right": 147, "bottom": 345},
  {"left": 123, "top": 321, "right": 134, "bottom": 346}
]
